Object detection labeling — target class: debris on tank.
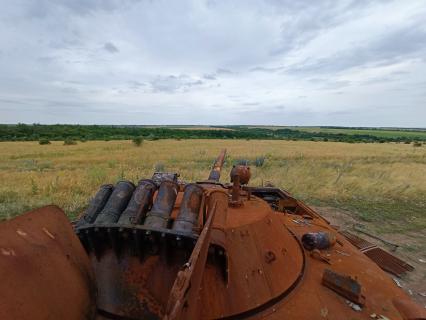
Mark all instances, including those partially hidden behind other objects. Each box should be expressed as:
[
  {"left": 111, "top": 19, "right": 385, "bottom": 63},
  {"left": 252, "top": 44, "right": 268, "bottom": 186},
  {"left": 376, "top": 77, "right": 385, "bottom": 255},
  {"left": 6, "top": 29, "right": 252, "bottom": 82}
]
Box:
[
  {"left": 393, "top": 278, "right": 403, "bottom": 288},
  {"left": 302, "top": 231, "right": 336, "bottom": 250},
  {"left": 346, "top": 300, "right": 362, "bottom": 311}
]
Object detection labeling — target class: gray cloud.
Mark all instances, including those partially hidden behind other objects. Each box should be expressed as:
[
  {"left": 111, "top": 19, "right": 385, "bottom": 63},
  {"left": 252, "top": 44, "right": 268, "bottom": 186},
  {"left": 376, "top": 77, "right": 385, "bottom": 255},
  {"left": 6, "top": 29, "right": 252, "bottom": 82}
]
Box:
[
  {"left": 103, "top": 42, "right": 119, "bottom": 54},
  {"left": 0, "top": 0, "right": 425, "bottom": 126},
  {"left": 287, "top": 24, "right": 426, "bottom": 75},
  {"left": 149, "top": 75, "right": 204, "bottom": 93}
]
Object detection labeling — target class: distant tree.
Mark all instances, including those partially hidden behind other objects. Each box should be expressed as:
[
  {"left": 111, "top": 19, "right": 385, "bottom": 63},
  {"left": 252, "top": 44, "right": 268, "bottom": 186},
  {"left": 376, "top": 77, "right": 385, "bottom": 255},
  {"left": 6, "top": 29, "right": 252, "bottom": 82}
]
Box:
[
  {"left": 39, "top": 139, "right": 51, "bottom": 145},
  {"left": 132, "top": 136, "right": 144, "bottom": 146},
  {"left": 63, "top": 139, "right": 77, "bottom": 145}
]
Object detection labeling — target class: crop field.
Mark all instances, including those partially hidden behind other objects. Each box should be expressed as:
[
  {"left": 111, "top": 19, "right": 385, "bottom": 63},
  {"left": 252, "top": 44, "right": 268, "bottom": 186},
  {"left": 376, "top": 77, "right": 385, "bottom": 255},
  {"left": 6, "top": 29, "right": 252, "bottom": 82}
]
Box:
[{"left": 0, "top": 139, "right": 424, "bottom": 230}]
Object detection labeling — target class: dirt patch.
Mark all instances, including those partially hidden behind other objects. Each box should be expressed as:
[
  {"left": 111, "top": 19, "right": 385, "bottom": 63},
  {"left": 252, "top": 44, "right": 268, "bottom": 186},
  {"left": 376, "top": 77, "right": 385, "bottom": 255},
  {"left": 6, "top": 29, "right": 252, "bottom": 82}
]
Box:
[{"left": 313, "top": 206, "right": 426, "bottom": 307}]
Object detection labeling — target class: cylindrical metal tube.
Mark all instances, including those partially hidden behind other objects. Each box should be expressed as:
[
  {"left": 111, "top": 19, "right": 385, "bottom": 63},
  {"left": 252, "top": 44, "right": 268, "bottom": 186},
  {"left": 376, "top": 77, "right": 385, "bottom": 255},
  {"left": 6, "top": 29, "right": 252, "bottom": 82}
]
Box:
[
  {"left": 231, "top": 174, "right": 241, "bottom": 203},
  {"left": 208, "top": 149, "right": 227, "bottom": 181},
  {"left": 95, "top": 181, "right": 135, "bottom": 224},
  {"left": 118, "top": 179, "right": 157, "bottom": 225},
  {"left": 143, "top": 180, "right": 178, "bottom": 229},
  {"left": 76, "top": 184, "right": 114, "bottom": 227},
  {"left": 172, "top": 184, "right": 204, "bottom": 234}
]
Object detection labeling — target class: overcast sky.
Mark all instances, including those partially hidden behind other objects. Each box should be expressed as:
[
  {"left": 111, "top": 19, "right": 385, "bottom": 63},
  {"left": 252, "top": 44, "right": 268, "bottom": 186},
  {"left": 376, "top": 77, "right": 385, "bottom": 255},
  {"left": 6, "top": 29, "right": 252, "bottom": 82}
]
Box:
[{"left": 0, "top": 0, "right": 425, "bottom": 126}]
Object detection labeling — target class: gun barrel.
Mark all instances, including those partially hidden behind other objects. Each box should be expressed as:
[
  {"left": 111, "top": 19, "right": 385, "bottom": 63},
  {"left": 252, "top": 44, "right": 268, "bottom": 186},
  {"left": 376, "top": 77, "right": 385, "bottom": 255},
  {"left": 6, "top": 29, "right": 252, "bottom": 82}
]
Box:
[{"left": 208, "top": 149, "right": 227, "bottom": 181}]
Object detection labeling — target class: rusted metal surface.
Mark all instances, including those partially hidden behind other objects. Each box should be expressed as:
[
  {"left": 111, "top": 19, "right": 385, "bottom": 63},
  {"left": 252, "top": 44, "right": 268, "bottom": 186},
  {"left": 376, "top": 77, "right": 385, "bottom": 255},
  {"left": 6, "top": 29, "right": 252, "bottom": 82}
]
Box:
[
  {"left": 172, "top": 183, "right": 204, "bottom": 234},
  {"left": 340, "top": 230, "right": 376, "bottom": 251},
  {"left": 0, "top": 206, "right": 96, "bottom": 320},
  {"left": 341, "top": 230, "right": 414, "bottom": 277},
  {"left": 363, "top": 247, "right": 414, "bottom": 277},
  {"left": 76, "top": 184, "right": 114, "bottom": 227},
  {"left": 230, "top": 172, "right": 243, "bottom": 207},
  {"left": 165, "top": 202, "right": 217, "bottom": 320},
  {"left": 144, "top": 180, "right": 179, "bottom": 229},
  {"left": 96, "top": 180, "right": 135, "bottom": 224},
  {"left": 392, "top": 297, "right": 426, "bottom": 319},
  {"left": 208, "top": 148, "right": 227, "bottom": 181},
  {"left": 2, "top": 149, "right": 424, "bottom": 320},
  {"left": 230, "top": 165, "right": 251, "bottom": 185},
  {"left": 118, "top": 179, "right": 157, "bottom": 225},
  {"left": 322, "top": 268, "right": 365, "bottom": 306}
]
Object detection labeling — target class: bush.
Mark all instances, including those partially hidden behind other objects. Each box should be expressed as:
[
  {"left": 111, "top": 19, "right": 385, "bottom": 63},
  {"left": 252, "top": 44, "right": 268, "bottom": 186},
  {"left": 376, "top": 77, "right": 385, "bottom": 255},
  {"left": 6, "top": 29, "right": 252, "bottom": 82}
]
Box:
[
  {"left": 413, "top": 142, "right": 422, "bottom": 147},
  {"left": 235, "top": 159, "right": 249, "bottom": 166},
  {"left": 39, "top": 139, "right": 51, "bottom": 145},
  {"left": 154, "top": 162, "right": 165, "bottom": 172},
  {"left": 132, "top": 136, "right": 144, "bottom": 146},
  {"left": 63, "top": 139, "right": 77, "bottom": 146},
  {"left": 146, "top": 134, "right": 159, "bottom": 141},
  {"left": 254, "top": 156, "right": 266, "bottom": 167}
]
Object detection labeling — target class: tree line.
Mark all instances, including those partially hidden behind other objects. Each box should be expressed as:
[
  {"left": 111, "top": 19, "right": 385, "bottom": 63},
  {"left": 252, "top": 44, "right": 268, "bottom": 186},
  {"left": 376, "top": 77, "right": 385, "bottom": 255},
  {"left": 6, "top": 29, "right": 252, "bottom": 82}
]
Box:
[{"left": 0, "top": 124, "right": 424, "bottom": 144}]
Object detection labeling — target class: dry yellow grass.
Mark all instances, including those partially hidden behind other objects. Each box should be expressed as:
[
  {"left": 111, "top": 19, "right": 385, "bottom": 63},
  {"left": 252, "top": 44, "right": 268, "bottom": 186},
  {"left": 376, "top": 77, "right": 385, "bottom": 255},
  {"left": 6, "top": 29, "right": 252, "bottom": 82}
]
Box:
[{"left": 0, "top": 140, "right": 425, "bottom": 232}]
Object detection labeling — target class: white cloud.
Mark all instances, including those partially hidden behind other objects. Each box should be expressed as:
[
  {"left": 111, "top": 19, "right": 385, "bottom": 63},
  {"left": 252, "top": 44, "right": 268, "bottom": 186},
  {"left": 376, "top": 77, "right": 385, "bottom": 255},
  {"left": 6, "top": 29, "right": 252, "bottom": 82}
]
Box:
[{"left": 0, "top": 0, "right": 425, "bottom": 126}]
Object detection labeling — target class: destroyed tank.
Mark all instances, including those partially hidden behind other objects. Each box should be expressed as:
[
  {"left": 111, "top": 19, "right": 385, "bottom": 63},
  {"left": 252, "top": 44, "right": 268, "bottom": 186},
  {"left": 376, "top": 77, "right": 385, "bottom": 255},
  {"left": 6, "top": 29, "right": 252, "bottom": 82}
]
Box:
[{"left": 1, "top": 150, "right": 425, "bottom": 320}]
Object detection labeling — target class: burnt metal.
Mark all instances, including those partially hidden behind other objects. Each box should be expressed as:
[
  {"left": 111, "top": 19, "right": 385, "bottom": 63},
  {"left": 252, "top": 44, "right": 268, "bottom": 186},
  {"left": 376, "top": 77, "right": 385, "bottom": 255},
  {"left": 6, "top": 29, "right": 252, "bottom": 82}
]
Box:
[
  {"left": 172, "top": 184, "right": 204, "bottom": 234},
  {"left": 302, "top": 232, "right": 336, "bottom": 250},
  {"left": 208, "top": 148, "right": 226, "bottom": 181},
  {"left": 152, "top": 172, "right": 179, "bottom": 187},
  {"left": 75, "top": 184, "right": 113, "bottom": 227},
  {"left": 95, "top": 181, "right": 135, "bottom": 224},
  {"left": 322, "top": 269, "right": 365, "bottom": 306},
  {"left": 118, "top": 179, "right": 157, "bottom": 225},
  {"left": 144, "top": 180, "right": 179, "bottom": 229},
  {"left": 230, "top": 173, "right": 242, "bottom": 207},
  {"left": 230, "top": 165, "right": 251, "bottom": 185},
  {"left": 165, "top": 202, "right": 217, "bottom": 320},
  {"left": 340, "top": 230, "right": 376, "bottom": 251},
  {"left": 340, "top": 230, "right": 413, "bottom": 277},
  {"left": 0, "top": 206, "right": 96, "bottom": 320},
  {"left": 363, "top": 247, "right": 414, "bottom": 277}
]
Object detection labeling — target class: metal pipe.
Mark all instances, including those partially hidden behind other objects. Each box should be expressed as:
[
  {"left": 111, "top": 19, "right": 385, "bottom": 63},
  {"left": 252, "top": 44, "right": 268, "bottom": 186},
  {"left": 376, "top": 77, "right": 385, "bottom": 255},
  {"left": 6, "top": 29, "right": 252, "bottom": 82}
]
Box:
[
  {"left": 208, "top": 149, "right": 227, "bottom": 181},
  {"left": 172, "top": 184, "right": 204, "bottom": 234},
  {"left": 76, "top": 184, "right": 114, "bottom": 227},
  {"left": 231, "top": 174, "right": 241, "bottom": 203},
  {"left": 143, "top": 180, "right": 179, "bottom": 229},
  {"left": 95, "top": 181, "right": 135, "bottom": 224},
  {"left": 118, "top": 179, "right": 157, "bottom": 225}
]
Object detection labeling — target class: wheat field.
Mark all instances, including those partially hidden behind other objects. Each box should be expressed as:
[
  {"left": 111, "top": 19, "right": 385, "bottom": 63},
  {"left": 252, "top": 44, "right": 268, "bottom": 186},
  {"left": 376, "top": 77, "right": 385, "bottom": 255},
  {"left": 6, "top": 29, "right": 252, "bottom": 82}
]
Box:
[{"left": 0, "top": 139, "right": 425, "bottom": 233}]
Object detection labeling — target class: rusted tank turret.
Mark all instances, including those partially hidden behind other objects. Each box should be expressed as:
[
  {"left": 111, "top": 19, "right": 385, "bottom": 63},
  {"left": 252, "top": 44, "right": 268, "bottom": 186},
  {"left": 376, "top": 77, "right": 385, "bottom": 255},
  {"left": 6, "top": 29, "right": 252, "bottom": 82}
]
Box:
[{"left": 0, "top": 149, "right": 425, "bottom": 320}]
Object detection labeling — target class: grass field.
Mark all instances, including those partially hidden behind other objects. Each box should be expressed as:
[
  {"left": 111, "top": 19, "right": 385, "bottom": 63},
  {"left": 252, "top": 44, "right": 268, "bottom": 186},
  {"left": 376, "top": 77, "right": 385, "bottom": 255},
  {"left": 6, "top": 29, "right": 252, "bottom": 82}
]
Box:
[
  {"left": 290, "top": 127, "right": 426, "bottom": 139},
  {"left": 247, "top": 125, "right": 426, "bottom": 139},
  {"left": 0, "top": 140, "right": 425, "bottom": 235}
]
